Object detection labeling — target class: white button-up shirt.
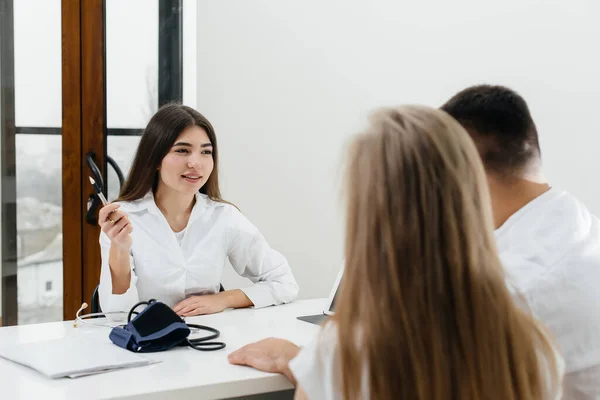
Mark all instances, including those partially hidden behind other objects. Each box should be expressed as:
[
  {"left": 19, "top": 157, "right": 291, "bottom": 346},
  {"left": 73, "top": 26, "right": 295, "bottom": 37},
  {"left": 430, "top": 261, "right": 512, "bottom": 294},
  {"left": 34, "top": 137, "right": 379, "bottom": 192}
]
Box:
[
  {"left": 98, "top": 192, "right": 299, "bottom": 313},
  {"left": 496, "top": 188, "right": 600, "bottom": 399},
  {"left": 288, "top": 324, "right": 563, "bottom": 399}
]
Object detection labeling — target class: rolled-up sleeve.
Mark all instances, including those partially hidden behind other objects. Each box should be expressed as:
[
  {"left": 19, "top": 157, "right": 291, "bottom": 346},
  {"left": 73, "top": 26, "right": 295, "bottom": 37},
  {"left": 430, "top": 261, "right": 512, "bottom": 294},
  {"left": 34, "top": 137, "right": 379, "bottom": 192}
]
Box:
[
  {"left": 98, "top": 231, "right": 140, "bottom": 314},
  {"left": 227, "top": 208, "right": 299, "bottom": 308}
]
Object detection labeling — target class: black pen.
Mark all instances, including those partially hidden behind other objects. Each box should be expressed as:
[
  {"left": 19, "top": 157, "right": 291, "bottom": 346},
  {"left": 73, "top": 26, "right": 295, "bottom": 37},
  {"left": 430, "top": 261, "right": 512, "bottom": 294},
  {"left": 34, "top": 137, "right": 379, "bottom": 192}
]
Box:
[{"left": 89, "top": 176, "right": 109, "bottom": 206}]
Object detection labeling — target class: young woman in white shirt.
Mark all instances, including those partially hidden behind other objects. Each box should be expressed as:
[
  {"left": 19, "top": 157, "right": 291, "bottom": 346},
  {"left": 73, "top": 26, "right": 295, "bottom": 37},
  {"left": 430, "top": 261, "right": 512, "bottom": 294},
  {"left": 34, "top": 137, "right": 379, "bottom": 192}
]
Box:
[
  {"left": 228, "top": 106, "right": 563, "bottom": 399},
  {"left": 97, "top": 104, "right": 298, "bottom": 316}
]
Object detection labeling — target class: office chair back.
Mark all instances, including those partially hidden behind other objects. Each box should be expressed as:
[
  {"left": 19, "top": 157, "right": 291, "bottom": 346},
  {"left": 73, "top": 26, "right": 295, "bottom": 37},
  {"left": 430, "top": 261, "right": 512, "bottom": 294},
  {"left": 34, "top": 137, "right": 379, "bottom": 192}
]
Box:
[{"left": 91, "top": 285, "right": 101, "bottom": 314}]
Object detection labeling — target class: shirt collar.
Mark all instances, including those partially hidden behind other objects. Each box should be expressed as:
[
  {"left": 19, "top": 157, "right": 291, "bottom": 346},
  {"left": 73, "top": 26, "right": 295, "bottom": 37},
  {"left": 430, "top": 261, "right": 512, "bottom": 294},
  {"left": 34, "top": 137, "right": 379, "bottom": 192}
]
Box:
[{"left": 118, "top": 191, "right": 220, "bottom": 217}]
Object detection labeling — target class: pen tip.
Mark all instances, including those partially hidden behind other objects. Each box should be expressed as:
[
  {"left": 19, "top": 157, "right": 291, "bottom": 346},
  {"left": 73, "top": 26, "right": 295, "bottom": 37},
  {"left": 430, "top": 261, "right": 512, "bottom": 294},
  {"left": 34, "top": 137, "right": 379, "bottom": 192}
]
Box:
[{"left": 89, "top": 176, "right": 95, "bottom": 185}]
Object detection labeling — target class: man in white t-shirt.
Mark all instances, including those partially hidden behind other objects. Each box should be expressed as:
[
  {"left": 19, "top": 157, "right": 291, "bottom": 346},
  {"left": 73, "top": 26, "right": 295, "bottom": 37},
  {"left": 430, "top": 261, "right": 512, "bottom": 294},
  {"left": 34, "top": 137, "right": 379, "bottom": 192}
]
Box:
[
  {"left": 228, "top": 87, "right": 598, "bottom": 398},
  {"left": 441, "top": 85, "right": 600, "bottom": 399}
]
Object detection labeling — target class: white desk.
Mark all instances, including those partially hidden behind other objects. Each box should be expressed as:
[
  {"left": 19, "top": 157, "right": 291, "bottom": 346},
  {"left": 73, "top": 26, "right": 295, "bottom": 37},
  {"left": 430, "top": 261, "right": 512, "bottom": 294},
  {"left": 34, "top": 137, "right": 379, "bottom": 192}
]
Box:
[{"left": 0, "top": 298, "right": 327, "bottom": 400}]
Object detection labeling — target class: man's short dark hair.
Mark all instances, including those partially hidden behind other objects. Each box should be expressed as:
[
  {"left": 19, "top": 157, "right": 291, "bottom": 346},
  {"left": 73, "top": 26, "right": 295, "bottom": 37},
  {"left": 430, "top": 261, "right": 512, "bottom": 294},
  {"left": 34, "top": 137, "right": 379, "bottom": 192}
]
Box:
[{"left": 441, "top": 84, "right": 540, "bottom": 176}]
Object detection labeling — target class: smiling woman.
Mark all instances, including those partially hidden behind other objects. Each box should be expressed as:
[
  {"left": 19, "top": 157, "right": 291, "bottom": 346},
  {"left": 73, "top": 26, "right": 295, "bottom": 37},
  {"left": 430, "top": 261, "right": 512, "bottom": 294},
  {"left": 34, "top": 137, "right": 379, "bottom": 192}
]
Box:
[
  {"left": 116, "top": 104, "right": 222, "bottom": 203},
  {"left": 154, "top": 125, "right": 215, "bottom": 226},
  {"left": 96, "top": 104, "right": 299, "bottom": 317}
]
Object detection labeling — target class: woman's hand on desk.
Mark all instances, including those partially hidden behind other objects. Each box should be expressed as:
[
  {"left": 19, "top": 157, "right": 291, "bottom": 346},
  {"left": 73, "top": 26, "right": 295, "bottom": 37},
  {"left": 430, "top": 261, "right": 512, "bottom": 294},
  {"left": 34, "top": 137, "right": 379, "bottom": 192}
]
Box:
[
  {"left": 99, "top": 203, "right": 133, "bottom": 251},
  {"left": 173, "top": 290, "right": 254, "bottom": 316},
  {"left": 228, "top": 338, "right": 300, "bottom": 385},
  {"left": 173, "top": 294, "right": 228, "bottom": 316}
]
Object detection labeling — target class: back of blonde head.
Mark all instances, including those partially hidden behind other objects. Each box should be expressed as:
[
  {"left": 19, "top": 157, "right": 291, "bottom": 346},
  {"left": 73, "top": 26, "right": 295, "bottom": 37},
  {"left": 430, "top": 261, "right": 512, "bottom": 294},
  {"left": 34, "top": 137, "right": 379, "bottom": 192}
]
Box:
[{"left": 334, "top": 106, "right": 558, "bottom": 399}]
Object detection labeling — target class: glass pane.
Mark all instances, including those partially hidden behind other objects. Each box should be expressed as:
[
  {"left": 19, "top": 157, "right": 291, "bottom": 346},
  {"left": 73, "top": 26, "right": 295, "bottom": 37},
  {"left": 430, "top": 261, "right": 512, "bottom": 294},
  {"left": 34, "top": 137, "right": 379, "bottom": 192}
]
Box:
[
  {"left": 182, "top": 0, "right": 197, "bottom": 108},
  {"left": 106, "top": 0, "right": 158, "bottom": 129},
  {"left": 0, "top": 0, "right": 63, "bottom": 325},
  {"left": 14, "top": 0, "right": 62, "bottom": 127},
  {"left": 107, "top": 136, "right": 141, "bottom": 202},
  {"left": 16, "top": 135, "right": 62, "bottom": 324}
]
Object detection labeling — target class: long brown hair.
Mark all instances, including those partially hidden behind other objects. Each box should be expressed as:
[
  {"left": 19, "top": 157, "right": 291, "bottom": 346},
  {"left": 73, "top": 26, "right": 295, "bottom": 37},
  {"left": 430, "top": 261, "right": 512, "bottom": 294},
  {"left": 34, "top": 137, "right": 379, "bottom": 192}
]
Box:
[
  {"left": 333, "top": 106, "right": 559, "bottom": 399},
  {"left": 117, "top": 103, "right": 224, "bottom": 202}
]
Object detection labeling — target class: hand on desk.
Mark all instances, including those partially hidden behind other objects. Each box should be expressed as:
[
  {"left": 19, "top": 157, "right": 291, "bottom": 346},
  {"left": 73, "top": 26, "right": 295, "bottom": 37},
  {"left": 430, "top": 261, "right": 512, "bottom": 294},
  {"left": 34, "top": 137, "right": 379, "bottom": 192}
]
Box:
[
  {"left": 173, "top": 290, "right": 254, "bottom": 317},
  {"left": 228, "top": 338, "right": 300, "bottom": 385},
  {"left": 172, "top": 294, "right": 229, "bottom": 316}
]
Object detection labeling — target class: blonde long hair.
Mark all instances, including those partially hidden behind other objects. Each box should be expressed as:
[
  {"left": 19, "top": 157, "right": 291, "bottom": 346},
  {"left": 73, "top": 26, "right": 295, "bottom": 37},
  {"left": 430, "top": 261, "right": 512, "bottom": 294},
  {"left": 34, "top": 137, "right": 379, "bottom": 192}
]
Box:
[{"left": 333, "top": 105, "right": 558, "bottom": 399}]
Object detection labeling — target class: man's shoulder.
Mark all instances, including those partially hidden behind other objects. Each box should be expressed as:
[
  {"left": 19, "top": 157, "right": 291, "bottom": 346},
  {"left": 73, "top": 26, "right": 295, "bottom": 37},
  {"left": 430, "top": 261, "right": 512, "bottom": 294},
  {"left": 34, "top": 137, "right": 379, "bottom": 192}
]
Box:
[
  {"left": 507, "top": 191, "right": 600, "bottom": 379},
  {"left": 501, "top": 189, "right": 600, "bottom": 269},
  {"left": 520, "top": 237, "right": 600, "bottom": 375},
  {"left": 501, "top": 188, "right": 600, "bottom": 315}
]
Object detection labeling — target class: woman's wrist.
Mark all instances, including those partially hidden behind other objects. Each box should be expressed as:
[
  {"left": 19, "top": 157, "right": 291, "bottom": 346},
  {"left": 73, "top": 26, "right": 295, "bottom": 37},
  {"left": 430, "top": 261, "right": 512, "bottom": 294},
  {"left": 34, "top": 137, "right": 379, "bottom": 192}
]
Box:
[
  {"left": 110, "top": 242, "right": 131, "bottom": 257},
  {"left": 219, "top": 289, "right": 253, "bottom": 309},
  {"left": 109, "top": 245, "right": 132, "bottom": 294},
  {"left": 278, "top": 343, "right": 301, "bottom": 385}
]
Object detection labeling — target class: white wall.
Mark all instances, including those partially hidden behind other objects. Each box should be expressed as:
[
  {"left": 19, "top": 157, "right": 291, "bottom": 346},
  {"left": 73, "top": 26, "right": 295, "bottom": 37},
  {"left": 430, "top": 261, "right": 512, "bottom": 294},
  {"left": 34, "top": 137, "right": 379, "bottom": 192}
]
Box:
[{"left": 197, "top": 0, "right": 600, "bottom": 299}]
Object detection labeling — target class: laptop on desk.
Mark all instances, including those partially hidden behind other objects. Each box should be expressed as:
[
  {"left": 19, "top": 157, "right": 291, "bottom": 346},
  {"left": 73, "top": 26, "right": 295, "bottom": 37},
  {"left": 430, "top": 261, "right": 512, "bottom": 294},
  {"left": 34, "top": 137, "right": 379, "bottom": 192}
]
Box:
[{"left": 297, "top": 265, "right": 344, "bottom": 325}]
